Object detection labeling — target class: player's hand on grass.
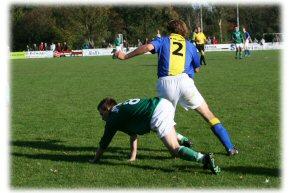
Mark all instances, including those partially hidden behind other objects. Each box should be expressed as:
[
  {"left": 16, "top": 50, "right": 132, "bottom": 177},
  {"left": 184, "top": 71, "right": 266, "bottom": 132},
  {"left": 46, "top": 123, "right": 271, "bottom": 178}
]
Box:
[
  {"left": 128, "top": 158, "right": 136, "bottom": 162},
  {"left": 89, "top": 158, "right": 99, "bottom": 163},
  {"left": 115, "top": 51, "right": 126, "bottom": 60}
]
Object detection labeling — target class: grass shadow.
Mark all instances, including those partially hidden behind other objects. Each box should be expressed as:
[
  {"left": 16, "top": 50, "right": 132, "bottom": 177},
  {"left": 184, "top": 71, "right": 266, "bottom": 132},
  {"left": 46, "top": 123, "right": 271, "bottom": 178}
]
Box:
[
  {"left": 11, "top": 139, "right": 169, "bottom": 153},
  {"left": 223, "top": 166, "right": 281, "bottom": 177},
  {"left": 11, "top": 139, "right": 172, "bottom": 163}
]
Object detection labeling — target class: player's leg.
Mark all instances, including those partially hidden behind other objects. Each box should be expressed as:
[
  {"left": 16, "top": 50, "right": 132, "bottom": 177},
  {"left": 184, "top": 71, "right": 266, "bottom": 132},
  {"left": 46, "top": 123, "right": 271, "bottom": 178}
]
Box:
[
  {"left": 195, "top": 101, "right": 238, "bottom": 155},
  {"left": 244, "top": 44, "right": 247, "bottom": 57},
  {"left": 239, "top": 45, "right": 243, "bottom": 59},
  {"left": 197, "top": 45, "right": 204, "bottom": 65},
  {"left": 200, "top": 51, "right": 206, "bottom": 65},
  {"left": 235, "top": 45, "right": 239, "bottom": 59},
  {"left": 245, "top": 41, "right": 251, "bottom": 56},
  {"left": 161, "top": 127, "right": 200, "bottom": 160},
  {"left": 248, "top": 42, "right": 251, "bottom": 55},
  {"left": 179, "top": 77, "right": 237, "bottom": 155},
  {"left": 150, "top": 97, "right": 220, "bottom": 174},
  {"left": 160, "top": 127, "right": 220, "bottom": 175},
  {"left": 176, "top": 131, "right": 193, "bottom": 147},
  {"left": 156, "top": 76, "right": 193, "bottom": 146}
]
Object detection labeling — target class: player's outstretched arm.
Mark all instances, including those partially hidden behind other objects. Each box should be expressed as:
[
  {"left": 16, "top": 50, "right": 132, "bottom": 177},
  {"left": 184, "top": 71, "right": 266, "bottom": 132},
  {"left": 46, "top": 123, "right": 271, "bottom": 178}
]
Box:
[
  {"left": 89, "top": 147, "right": 106, "bottom": 163},
  {"left": 115, "top": 44, "right": 154, "bottom": 60},
  {"left": 129, "top": 134, "right": 138, "bottom": 162}
]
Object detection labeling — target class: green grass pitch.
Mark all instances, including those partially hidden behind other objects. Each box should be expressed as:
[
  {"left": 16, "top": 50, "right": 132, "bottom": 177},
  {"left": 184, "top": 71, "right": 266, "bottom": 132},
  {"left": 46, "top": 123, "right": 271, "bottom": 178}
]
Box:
[{"left": 10, "top": 50, "right": 280, "bottom": 188}]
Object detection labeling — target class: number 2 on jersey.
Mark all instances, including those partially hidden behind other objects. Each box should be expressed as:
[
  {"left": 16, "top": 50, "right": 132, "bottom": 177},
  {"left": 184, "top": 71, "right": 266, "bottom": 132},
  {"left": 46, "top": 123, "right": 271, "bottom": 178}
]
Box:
[{"left": 172, "top": 42, "right": 183, "bottom": 56}]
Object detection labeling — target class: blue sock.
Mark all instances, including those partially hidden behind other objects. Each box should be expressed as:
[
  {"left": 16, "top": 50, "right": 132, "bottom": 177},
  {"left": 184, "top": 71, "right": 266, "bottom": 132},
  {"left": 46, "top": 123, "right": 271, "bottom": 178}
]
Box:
[{"left": 210, "top": 118, "right": 234, "bottom": 152}]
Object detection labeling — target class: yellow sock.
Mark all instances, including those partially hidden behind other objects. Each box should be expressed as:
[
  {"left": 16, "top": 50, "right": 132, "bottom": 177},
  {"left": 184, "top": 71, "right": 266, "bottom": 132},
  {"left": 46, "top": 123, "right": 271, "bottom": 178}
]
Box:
[{"left": 209, "top": 118, "right": 220, "bottom": 126}]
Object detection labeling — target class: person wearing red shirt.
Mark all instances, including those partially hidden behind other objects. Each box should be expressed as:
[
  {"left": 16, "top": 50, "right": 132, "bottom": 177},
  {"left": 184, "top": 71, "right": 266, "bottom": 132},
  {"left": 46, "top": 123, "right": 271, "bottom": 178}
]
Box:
[
  {"left": 38, "top": 42, "right": 45, "bottom": 51},
  {"left": 212, "top": 36, "right": 218, "bottom": 44}
]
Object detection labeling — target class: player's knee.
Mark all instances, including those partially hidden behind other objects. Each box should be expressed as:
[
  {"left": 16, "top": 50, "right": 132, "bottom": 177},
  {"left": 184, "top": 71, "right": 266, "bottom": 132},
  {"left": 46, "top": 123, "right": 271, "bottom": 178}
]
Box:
[{"left": 196, "top": 102, "right": 215, "bottom": 118}]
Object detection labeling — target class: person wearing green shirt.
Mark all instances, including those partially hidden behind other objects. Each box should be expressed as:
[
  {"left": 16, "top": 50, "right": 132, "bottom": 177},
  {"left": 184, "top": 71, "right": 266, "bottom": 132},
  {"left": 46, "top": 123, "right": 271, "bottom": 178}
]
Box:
[
  {"left": 89, "top": 97, "right": 221, "bottom": 175},
  {"left": 112, "top": 34, "right": 123, "bottom": 59},
  {"left": 232, "top": 26, "right": 244, "bottom": 59}
]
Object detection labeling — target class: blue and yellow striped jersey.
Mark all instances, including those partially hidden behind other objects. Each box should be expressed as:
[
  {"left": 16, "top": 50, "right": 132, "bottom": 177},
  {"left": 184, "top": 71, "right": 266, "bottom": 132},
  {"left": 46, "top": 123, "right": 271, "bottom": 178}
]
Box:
[{"left": 150, "top": 33, "right": 200, "bottom": 78}]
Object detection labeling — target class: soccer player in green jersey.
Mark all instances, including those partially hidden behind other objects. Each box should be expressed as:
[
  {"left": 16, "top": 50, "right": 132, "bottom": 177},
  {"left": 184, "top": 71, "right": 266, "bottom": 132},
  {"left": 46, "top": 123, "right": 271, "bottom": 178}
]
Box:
[
  {"left": 112, "top": 34, "right": 123, "bottom": 59},
  {"left": 232, "top": 26, "right": 244, "bottom": 59},
  {"left": 89, "top": 97, "right": 221, "bottom": 175}
]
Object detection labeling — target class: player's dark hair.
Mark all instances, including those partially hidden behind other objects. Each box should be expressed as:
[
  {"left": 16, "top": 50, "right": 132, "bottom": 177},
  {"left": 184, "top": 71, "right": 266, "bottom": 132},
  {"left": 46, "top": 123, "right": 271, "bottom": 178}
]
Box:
[
  {"left": 97, "top": 97, "right": 117, "bottom": 112},
  {"left": 167, "top": 19, "right": 189, "bottom": 38}
]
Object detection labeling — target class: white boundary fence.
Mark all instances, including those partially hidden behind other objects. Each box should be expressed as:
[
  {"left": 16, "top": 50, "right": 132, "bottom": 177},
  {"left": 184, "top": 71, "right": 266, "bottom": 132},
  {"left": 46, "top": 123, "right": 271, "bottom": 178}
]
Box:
[
  {"left": 11, "top": 42, "right": 283, "bottom": 59},
  {"left": 205, "top": 42, "right": 283, "bottom": 52}
]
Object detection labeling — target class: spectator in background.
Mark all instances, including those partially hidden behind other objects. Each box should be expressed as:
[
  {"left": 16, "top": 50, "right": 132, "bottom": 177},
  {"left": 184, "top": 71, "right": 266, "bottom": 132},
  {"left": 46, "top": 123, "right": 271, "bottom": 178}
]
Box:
[
  {"left": 44, "top": 43, "right": 50, "bottom": 51},
  {"left": 144, "top": 38, "right": 150, "bottom": 45},
  {"left": 39, "top": 42, "right": 45, "bottom": 51},
  {"left": 63, "top": 42, "right": 68, "bottom": 51},
  {"left": 137, "top": 39, "right": 142, "bottom": 47},
  {"left": 123, "top": 39, "right": 129, "bottom": 52},
  {"left": 26, "top": 45, "right": 31, "bottom": 51},
  {"left": 212, "top": 36, "right": 218, "bottom": 44},
  {"left": 33, "top": 43, "right": 37, "bottom": 51},
  {"left": 157, "top": 29, "right": 161, "bottom": 38},
  {"left": 206, "top": 37, "right": 212, "bottom": 44},
  {"left": 260, "top": 37, "right": 265, "bottom": 49},
  {"left": 89, "top": 42, "right": 94, "bottom": 49},
  {"left": 101, "top": 40, "right": 107, "bottom": 48},
  {"left": 260, "top": 37, "right": 265, "bottom": 45},
  {"left": 56, "top": 42, "right": 62, "bottom": 52},
  {"left": 273, "top": 34, "right": 280, "bottom": 43},
  {"left": 82, "top": 42, "right": 89, "bottom": 49},
  {"left": 50, "top": 42, "right": 56, "bottom": 51}
]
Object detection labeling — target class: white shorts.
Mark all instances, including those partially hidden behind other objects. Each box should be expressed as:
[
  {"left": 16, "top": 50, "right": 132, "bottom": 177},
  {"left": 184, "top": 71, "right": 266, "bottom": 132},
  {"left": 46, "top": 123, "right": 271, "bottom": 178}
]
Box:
[
  {"left": 150, "top": 99, "right": 176, "bottom": 138},
  {"left": 157, "top": 73, "right": 205, "bottom": 110},
  {"left": 235, "top": 43, "right": 243, "bottom": 49},
  {"left": 116, "top": 45, "right": 122, "bottom": 51},
  {"left": 244, "top": 40, "right": 250, "bottom": 49}
]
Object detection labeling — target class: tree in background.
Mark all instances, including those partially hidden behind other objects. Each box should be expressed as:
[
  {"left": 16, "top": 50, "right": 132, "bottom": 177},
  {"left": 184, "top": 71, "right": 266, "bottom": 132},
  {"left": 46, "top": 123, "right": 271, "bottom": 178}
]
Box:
[{"left": 10, "top": 4, "right": 281, "bottom": 51}]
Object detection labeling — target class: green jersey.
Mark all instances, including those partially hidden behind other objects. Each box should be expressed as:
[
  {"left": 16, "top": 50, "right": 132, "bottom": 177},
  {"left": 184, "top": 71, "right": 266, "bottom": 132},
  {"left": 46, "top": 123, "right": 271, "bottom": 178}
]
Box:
[
  {"left": 114, "top": 37, "right": 122, "bottom": 47},
  {"left": 232, "top": 30, "right": 244, "bottom": 44},
  {"left": 99, "top": 97, "right": 161, "bottom": 149}
]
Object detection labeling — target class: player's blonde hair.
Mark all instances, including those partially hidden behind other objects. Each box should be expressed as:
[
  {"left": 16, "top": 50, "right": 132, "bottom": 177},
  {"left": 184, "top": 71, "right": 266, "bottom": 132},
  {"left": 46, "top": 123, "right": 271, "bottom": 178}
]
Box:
[{"left": 167, "top": 19, "right": 189, "bottom": 38}]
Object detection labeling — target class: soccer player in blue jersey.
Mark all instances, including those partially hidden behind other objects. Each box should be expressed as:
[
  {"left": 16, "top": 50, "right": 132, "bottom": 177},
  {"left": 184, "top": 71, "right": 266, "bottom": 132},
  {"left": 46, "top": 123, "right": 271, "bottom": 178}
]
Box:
[
  {"left": 243, "top": 27, "right": 252, "bottom": 57},
  {"left": 115, "top": 19, "right": 238, "bottom": 156}
]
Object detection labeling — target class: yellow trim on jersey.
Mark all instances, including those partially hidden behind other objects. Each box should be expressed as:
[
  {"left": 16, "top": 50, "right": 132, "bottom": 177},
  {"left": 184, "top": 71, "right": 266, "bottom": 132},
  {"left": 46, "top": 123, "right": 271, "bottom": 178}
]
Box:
[
  {"left": 195, "top": 32, "right": 206, "bottom": 45},
  {"left": 169, "top": 33, "right": 186, "bottom": 76},
  {"left": 209, "top": 118, "right": 221, "bottom": 126}
]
